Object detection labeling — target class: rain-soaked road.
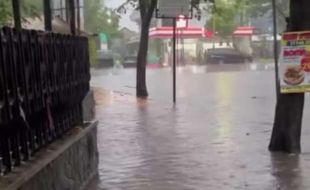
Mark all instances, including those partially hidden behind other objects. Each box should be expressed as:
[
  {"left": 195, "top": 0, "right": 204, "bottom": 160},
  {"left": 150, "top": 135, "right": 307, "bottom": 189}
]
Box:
[{"left": 88, "top": 63, "right": 310, "bottom": 190}]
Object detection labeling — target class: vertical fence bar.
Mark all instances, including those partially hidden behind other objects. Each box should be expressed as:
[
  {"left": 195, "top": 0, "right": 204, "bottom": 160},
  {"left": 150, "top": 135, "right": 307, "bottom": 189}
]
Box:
[
  {"left": 44, "top": 0, "right": 53, "bottom": 31},
  {"left": 0, "top": 25, "right": 6, "bottom": 175},
  {"left": 12, "top": 0, "right": 22, "bottom": 30},
  {"left": 76, "top": 0, "right": 81, "bottom": 35},
  {"left": 0, "top": 29, "right": 12, "bottom": 173},
  {"left": 68, "top": 0, "right": 76, "bottom": 35}
]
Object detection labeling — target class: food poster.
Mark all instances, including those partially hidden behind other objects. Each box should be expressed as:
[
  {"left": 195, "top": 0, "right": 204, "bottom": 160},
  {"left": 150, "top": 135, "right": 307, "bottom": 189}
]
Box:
[{"left": 279, "top": 31, "right": 310, "bottom": 93}]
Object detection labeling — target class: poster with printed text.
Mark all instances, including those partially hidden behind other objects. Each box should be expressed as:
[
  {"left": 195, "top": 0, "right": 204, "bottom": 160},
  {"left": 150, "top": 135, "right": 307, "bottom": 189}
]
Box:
[{"left": 279, "top": 31, "right": 310, "bottom": 93}]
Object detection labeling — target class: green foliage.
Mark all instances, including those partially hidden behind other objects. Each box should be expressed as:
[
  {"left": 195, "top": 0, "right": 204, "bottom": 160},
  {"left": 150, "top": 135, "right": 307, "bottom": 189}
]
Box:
[
  {"left": 206, "top": 0, "right": 289, "bottom": 37},
  {"left": 88, "top": 37, "right": 98, "bottom": 67},
  {"left": 0, "top": 0, "right": 43, "bottom": 27},
  {"left": 0, "top": 0, "right": 12, "bottom": 26},
  {"left": 84, "top": 0, "right": 121, "bottom": 39},
  {"left": 206, "top": 0, "right": 245, "bottom": 38},
  {"left": 20, "top": 0, "right": 43, "bottom": 18}
]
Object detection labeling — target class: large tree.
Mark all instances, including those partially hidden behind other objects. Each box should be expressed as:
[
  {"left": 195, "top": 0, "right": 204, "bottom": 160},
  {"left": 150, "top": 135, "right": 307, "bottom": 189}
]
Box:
[
  {"left": 84, "top": 0, "right": 120, "bottom": 38},
  {"left": 135, "top": 0, "right": 157, "bottom": 97},
  {"left": 118, "top": 0, "right": 157, "bottom": 97},
  {"left": 205, "top": 0, "right": 249, "bottom": 38},
  {"left": 118, "top": 0, "right": 204, "bottom": 97},
  {"left": 269, "top": 0, "right": 310, "bottom": 154},
  {"left": 205, "top": 0, "right": 289, "bottom": 37},
  {"left": 206, "top": 1, "right": 236, "bottom": 38}
]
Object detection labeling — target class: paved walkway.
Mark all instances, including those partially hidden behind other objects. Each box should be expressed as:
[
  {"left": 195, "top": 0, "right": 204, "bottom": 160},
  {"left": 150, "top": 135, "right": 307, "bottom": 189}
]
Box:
[{"left": 88, "top": 67, "right": 310, "bottom": 190}]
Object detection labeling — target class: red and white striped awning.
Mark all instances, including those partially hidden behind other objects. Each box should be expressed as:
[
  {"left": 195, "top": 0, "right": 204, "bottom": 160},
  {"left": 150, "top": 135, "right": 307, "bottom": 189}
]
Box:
[
  {"left": 149, "top": 27, "right": 213, "bottom": 39},
  {"left": 233, "top": 26, "right": 255, "bottom": 36}
]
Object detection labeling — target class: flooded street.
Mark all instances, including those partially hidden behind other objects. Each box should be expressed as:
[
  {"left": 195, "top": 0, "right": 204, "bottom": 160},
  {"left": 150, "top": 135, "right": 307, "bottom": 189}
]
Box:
[
  {"left": 3, "top": 0, "right": 310, "bottom": 189},
  {"left": 88, "top": 64, "right": 310, "bottom": 190}
]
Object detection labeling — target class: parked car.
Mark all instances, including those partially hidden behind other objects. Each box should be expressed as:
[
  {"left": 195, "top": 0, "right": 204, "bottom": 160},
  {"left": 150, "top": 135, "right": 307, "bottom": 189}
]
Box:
[
  {"left": 122, "top": 54, "right": 163, "bottom": 68},
  {"left": 123, "top": 55, "right": 137, "bottom": 68},
  {"left": 205, "top": 48, "right": 253, "bottom": 64},
  {"left": 96, "top": 50, "right": 115, "bottom": 68}
]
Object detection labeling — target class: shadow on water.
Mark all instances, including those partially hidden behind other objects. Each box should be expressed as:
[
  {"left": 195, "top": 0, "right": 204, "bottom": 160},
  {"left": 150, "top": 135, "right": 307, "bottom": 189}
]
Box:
[{"left": 270, "top": 153, "right": 303, "bottom": 190}]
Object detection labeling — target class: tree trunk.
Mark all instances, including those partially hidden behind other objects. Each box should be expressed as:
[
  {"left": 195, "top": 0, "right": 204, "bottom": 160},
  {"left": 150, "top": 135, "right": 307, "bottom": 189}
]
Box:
[
  {"left": 135, "top": 0, "right": 157, "bottom": 98},
  {"left": 136, "top": 19, "right": 151, "bottom": 97},
  {"left": 269, "top": 94, "right": 304, "bottom": 153},
  {"left": 269, "top": 0, "right": 310, "bottom": 153}
]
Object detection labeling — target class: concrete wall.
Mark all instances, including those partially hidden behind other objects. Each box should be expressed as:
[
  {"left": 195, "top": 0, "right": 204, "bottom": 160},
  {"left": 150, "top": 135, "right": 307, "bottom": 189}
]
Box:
[
  {"left": 0, "top": 122, "right": 98, "bottom": 190},
  {"left": 83, "top": 90, "right": 96, "bottom": 122}
]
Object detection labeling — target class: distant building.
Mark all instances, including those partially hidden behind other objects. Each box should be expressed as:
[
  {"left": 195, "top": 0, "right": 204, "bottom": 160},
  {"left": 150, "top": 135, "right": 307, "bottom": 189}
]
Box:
[
  {"left": 129, "top": 6, "right": 208, "bottom": 29},
  {"left": 120, "top": 27, "right": 138, "bottom": 41},
  {"left": 52, "top": 0, "right": 85, "bottom": 30},
  {"left": 23, "top": 15, "right": 88, "bottom": 35}
]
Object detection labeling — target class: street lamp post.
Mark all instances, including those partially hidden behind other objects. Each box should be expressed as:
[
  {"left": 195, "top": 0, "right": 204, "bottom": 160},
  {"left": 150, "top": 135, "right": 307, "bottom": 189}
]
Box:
[
  {"left": 212, "top": 10, "right": 216, "bottom": 49},
  {"left": 272, "top": 0, "right": 280, "bottom": 99}
]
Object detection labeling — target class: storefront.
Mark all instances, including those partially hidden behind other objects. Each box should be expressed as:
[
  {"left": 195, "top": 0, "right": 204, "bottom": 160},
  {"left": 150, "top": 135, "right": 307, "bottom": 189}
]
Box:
[{"left": 149, "top": 26, "right": 213, "bottom": 65}]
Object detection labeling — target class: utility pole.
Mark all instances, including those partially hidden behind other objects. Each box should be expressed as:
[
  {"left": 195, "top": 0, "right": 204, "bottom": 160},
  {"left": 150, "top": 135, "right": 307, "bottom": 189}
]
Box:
[
  {"left": 173, "top": 18, "right": 177, "bottom": 103},
  {"left": 212, "top": 13, "right": 215, "bottom": 49}
]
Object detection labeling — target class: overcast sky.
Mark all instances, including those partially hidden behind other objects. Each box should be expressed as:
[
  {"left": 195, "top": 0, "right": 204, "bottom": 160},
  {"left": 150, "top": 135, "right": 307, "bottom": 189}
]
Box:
[
  {"left": 104, "top": 0, "right": 139, "bottom": 32},
  {"left": 103, "top": 0, "right": 208, "bottom": 32}
]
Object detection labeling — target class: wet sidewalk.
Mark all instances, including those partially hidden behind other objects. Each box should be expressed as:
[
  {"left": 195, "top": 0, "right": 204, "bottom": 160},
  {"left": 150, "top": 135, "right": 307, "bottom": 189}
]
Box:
[{"left": 88, "top": 67, "right": 310, "bottom": 190}]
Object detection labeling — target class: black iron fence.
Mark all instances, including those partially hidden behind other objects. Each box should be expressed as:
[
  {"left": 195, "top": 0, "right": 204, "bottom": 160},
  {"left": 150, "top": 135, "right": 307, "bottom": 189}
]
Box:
[{"left": 0, "top": 27, "right": 90, "bottom": 175}]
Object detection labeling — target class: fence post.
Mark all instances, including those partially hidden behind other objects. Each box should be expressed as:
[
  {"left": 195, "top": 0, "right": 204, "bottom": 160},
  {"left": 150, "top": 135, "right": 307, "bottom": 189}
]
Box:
[
  {"left": 68, "top": 0, "right": 76, "bottom": 35},
  {"left": 12, "top": 0, "right": 21, "bottom": 30},
  {"left": 44, "top": 0, "right": 53, "bottom": 31}
]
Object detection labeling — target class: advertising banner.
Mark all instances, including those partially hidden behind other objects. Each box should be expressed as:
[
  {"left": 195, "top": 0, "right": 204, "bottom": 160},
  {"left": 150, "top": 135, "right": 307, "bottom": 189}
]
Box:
[{"left": 279, "top": 32, "right": 310, "bottom": 93}]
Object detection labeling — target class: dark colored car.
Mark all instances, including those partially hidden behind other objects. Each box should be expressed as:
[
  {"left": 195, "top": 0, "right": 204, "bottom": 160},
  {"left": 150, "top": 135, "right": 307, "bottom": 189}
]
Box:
[
  {"left": 96, "top": 50, "right": 115, "bottom": 68},
  {"left": 123, "top": 56, "right": 137, "bottom": 68},
  {"left": 205, "top": 48, "right": 253, "bottom": 64}
]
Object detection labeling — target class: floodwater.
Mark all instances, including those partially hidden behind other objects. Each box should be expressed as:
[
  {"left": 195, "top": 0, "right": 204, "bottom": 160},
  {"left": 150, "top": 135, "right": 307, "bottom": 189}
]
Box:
[{"left": 88, "top": 63, "right": 310, "bottom": 190}]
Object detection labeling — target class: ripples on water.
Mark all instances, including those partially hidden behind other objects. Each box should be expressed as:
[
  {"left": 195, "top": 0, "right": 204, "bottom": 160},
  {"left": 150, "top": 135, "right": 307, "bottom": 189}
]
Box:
[{"left": 89, "top": 65, "right": 310, "bottom": 190}]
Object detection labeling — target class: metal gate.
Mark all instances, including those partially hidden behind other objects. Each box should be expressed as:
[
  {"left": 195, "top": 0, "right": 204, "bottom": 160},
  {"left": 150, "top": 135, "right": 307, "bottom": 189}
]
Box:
[{"left": 0, "top": 27, "right": 90, "bottom": 175}]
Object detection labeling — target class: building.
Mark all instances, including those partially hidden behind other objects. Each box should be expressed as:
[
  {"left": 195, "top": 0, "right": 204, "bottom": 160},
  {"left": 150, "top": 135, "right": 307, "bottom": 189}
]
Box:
[
  {"left": 52, "top": 0, "right": 85, "bottom": 30},
  {"left": 129, "top": 4, "right": 213, "bottom": 65}
]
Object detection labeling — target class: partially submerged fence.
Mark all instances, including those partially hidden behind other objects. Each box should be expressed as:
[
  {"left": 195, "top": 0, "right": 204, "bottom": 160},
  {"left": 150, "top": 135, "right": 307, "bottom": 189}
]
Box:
[{"left": 0, "top": 27, "right": 90, "bottom": 175}]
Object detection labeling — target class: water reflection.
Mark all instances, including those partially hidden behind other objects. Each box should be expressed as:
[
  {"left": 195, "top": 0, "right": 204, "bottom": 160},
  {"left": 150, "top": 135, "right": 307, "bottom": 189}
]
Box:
[
  {"left": 89, "top": 63, "right": 310, "bottom": 190},
  {"left": 91, "top": 62, "right": 274, "bottom": 78},
  {"left": 271, "top": 153, "right": 303, "bottom": 190},
  {"left": 215, "top": 73, "right": 234, "bottom": 139}
]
